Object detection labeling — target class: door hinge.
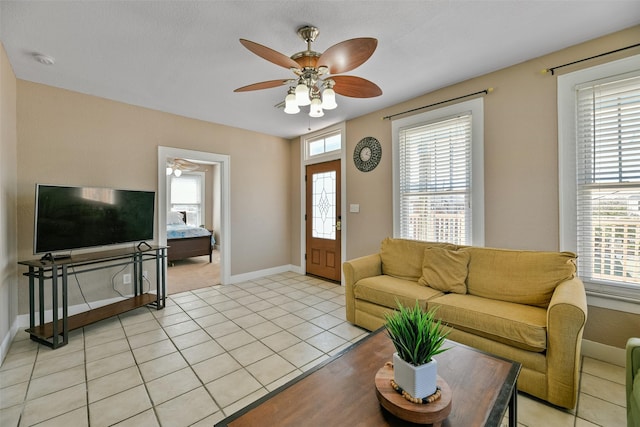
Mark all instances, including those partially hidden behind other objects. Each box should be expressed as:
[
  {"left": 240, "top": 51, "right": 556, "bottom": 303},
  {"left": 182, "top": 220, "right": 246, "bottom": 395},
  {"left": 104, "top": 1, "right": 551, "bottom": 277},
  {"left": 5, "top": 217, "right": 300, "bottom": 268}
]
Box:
[
  {"left": 304, "top": 253, "right": 307, "bottom": 260},
  {"left": 305, "top": 214, "right": 307, "bottom": 221}
]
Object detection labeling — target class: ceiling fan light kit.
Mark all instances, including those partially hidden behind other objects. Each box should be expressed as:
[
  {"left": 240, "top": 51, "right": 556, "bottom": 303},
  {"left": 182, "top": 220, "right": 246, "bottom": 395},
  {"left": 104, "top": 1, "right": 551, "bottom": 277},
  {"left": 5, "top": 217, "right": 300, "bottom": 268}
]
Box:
[
  {"left": 166, "top": 158, "right": 198, "bottom": 177},
  {"left": 235, "top": 25, "right": 382, "bottom": 118}
]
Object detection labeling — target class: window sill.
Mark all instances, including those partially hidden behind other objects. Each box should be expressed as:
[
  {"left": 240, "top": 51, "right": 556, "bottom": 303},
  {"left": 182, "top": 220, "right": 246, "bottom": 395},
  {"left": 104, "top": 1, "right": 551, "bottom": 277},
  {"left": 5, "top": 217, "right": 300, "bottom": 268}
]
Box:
[{"left": 585, "top": 290, "right": 640, "bottom": 314}]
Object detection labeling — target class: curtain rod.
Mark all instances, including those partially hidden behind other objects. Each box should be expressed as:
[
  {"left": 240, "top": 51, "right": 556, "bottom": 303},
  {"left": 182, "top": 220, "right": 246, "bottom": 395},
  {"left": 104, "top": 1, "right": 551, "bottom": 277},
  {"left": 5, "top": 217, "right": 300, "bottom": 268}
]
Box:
[
  {"left": 542, "top": 42, "right": 640, "bottom": 75},
  {"left": 382, "top": 88, "right": 493, "bottom": 120}
]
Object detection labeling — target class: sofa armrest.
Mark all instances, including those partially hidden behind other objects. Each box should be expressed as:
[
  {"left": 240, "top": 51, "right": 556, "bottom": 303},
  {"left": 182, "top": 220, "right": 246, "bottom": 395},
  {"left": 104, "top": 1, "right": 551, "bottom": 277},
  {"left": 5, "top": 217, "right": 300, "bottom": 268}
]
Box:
[
  {"left": 627, "top": 337, "right": 640, "bottom": 426},
  {"left": 343, "top": 254, "right": 382, "bottom": 323},
  {"left": 546, "top": 277, "right": 588, "bottom": 408}
]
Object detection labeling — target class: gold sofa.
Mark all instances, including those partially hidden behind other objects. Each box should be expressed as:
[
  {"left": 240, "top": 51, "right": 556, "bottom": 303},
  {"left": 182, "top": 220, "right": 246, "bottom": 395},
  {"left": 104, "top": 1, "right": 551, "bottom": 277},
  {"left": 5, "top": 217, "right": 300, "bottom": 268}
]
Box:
[{"left": 343, "top": 238, "right": 588, "bottom": 409}]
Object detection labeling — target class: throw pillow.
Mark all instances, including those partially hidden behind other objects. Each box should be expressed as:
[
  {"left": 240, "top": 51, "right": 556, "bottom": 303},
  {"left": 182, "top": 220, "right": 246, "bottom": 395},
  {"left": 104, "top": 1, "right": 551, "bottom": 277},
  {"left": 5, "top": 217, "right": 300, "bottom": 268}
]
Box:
[
  {"left": 167, "top": 211, "right": 184, "bottom": 225},
  {"left": 418, "top": 247, "right": 470, "bottom": 294}
]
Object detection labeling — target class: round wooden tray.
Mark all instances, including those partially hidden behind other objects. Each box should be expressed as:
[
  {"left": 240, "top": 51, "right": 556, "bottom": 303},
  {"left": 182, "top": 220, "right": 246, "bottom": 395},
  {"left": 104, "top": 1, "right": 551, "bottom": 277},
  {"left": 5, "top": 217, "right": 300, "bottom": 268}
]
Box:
[{"left": 375, "top": 364, "right": 452, "bottom": 426}]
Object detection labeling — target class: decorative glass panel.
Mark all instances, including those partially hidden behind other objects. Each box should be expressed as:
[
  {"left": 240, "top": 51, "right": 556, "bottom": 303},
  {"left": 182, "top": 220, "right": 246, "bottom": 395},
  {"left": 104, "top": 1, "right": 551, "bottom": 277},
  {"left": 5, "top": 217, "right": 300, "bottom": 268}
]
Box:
[{"left": 312, "top": 171, "right": 336, "bottom": 240}]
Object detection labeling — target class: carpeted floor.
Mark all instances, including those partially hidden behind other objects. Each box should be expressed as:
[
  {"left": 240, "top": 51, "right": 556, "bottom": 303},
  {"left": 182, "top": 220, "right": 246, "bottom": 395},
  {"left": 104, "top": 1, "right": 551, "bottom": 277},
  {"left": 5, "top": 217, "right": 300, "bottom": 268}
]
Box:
[{"left": 166, "top": 250, "right": 220, "bottom": 294}]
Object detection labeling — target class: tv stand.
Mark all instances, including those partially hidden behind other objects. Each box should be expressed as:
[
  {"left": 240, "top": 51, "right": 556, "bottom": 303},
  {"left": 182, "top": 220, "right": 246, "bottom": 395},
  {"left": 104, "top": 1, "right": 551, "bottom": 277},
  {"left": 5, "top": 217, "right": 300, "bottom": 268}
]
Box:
[
  {"left": 19, "top": 245, "right": 167, "bottom": 349},
  {"left": 137, "top": 241, "right": 152, "bottom": 251},
  {"left": 40, "top": 252, "right": 72, "bottom": 262}
]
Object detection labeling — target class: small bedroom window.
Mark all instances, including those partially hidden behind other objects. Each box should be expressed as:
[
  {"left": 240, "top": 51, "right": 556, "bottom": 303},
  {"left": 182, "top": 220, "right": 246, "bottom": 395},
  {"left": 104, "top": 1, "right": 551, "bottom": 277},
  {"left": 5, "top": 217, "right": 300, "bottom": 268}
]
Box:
[{"left": 169, "top": 172, "right": 205, "bottom": 226}]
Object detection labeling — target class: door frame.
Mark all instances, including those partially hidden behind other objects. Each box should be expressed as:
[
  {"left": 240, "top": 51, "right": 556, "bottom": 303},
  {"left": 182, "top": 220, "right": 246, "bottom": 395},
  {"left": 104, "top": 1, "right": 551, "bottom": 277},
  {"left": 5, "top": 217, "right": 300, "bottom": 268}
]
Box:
[
  {"left": 158, "top": 146, "right": 231, "bottom": 285},
  {"left": 299, "top": 123, "right": 347, "bottom": 284}
]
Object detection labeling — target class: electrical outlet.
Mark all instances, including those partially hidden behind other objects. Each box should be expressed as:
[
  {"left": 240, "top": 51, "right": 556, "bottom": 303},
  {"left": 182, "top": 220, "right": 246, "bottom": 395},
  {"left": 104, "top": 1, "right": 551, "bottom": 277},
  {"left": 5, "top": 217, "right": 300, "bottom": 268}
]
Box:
[
  {"left": 123, "top": 273, "right": 131, "bottom": 284},
  {"left": 143, "top": 270, "right": 148, "bottom": 279}
]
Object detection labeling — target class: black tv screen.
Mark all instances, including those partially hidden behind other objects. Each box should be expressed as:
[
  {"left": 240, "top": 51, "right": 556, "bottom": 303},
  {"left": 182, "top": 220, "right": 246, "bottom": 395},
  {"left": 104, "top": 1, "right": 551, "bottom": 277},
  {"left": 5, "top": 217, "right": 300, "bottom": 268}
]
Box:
[{"left": 34, "top": 184, "right": 155, "bottom": 254}]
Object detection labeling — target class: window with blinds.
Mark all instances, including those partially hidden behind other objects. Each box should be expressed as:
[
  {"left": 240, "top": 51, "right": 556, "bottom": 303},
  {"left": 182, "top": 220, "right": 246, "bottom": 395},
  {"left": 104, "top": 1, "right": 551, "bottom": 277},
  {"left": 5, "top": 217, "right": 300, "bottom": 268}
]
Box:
[
  {"left": 398, "top": 114, "right": 473, "bottom": 245},
  {"left": 576, "top": 72, "right": 640, "bottom": 288},
  {"left": 170, "top": 172, "right": 204, "bottom": 226}
]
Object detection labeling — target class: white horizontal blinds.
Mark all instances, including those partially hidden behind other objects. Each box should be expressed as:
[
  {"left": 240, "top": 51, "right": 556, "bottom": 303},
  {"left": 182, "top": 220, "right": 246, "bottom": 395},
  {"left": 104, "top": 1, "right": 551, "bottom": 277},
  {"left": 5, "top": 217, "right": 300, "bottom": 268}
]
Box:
[
  {"left": 399, "top": 113, "right": 472, "bottom": 245},
  {"left": 171, "top": 175, "right": 201, "bottom": 204},
  {"left": 170, "top": 174, "right": 203, "bottom": 226},
  {"left": 576, "top": 73, "right": 640, "bottom": 287}
]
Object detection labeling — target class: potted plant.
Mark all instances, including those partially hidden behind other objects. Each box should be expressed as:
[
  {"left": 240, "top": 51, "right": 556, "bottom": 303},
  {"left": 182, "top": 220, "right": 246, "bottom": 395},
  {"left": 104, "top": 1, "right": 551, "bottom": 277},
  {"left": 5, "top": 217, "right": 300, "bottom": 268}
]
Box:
[{"left": 384, "top": 300, "right": 450, "bottom": 400}]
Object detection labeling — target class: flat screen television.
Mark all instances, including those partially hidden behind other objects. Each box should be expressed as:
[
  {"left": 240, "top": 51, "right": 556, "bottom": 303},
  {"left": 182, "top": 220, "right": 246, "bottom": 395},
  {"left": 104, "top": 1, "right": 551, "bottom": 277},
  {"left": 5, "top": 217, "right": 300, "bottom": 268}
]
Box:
[{"left": 34, "top": 184, "right": 155, "bottom": 255}]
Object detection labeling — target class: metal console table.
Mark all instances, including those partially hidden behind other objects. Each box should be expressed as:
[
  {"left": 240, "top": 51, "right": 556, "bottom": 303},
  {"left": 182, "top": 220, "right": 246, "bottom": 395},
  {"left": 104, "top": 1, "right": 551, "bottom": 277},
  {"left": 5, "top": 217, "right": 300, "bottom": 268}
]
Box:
[{"left": 18, "top": 245, "right": 167, "bottom": 349}]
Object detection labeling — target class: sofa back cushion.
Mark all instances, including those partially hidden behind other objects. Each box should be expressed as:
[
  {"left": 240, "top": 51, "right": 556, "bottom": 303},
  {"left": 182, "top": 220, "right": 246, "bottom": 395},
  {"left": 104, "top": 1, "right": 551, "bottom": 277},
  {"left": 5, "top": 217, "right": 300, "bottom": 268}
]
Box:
[
  {"left": 463, "top": 247, "right": 577, "bottom": 307},
  {"left": 380, "top": 238, "right": 456, "bottom": 281}
]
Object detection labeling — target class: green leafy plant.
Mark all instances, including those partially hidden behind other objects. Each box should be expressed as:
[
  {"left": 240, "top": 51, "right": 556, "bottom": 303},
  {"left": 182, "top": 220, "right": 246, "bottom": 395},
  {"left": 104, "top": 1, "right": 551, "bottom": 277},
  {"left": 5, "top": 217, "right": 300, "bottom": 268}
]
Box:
[{"left": 384, "top": 300, "right": 450, "bottom": 366}]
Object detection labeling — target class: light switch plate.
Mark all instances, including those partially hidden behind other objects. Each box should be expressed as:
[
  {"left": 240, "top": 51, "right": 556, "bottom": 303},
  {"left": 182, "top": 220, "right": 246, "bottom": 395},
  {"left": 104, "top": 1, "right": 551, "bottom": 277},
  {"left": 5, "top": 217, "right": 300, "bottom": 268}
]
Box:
[{"left": 350, "top": 204, "right": 360, "bottom": 213}]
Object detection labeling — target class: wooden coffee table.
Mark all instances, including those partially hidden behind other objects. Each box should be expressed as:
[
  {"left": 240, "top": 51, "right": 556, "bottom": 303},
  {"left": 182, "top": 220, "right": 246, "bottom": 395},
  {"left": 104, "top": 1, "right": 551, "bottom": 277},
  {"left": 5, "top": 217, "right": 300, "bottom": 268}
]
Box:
[{"left": 215, "top": 328, "right": 521, "bottom": 427}]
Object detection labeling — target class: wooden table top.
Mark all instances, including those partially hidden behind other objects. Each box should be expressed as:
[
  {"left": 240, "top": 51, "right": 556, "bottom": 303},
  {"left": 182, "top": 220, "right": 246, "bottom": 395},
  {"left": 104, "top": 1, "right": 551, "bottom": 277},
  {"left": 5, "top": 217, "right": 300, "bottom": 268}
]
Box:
[{"left": 215, "top": 328, "right": 521, "bottom": 427}]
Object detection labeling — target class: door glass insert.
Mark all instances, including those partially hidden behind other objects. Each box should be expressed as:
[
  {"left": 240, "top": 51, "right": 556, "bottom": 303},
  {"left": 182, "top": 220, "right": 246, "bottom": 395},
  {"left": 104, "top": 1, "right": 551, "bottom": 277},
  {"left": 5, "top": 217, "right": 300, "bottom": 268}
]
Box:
[{"left": 312, "top": 171, "right": 336, "bottom": 240}]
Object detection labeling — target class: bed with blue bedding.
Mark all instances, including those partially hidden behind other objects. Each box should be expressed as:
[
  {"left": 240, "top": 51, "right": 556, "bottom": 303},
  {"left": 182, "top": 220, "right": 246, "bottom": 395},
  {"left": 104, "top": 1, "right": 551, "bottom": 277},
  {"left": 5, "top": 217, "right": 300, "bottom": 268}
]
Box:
[{"left": 167, "top": 211, "right": 214, "bottom": 263}]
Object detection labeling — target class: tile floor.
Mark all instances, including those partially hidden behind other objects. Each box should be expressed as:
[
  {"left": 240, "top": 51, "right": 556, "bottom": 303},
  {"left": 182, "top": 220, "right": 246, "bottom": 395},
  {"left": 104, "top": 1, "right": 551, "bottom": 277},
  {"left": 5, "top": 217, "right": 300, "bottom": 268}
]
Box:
[{"left": 0, "top": 272, "right": 628, "bottom": 427}]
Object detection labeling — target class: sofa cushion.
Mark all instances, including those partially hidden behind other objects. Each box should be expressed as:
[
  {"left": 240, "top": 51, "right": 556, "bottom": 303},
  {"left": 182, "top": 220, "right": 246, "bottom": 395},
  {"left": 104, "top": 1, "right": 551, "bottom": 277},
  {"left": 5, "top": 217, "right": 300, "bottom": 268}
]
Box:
[
  {"left": 354, "top": 275, "right": 444, "bottom": 310},
  {"left": 428, "top": 294, "right": 548, "bottom": 352},
  {"left": 418, "top": 247, "right": 470, "bottom": 294},
  {"left": 462, "top": 247, "right": 576, "bottom": 307},
  {"left": 380, "top": 237, "right": 456, "bottom": 281}
]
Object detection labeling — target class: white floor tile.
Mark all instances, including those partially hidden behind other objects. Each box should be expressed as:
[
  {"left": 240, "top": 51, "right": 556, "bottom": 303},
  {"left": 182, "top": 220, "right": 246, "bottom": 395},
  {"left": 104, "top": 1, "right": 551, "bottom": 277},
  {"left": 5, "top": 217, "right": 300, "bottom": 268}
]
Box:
[{"left": 3, "top": 272, "right": 627, "bottom": 427}]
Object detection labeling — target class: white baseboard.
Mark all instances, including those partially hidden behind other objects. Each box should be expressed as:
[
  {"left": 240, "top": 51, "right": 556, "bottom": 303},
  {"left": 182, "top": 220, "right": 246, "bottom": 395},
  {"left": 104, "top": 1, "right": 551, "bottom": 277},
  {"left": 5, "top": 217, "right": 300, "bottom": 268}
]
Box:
[
  {"left": 0, "top": 319, "right": 19, "bottom": 366},
  {"left": 288, "top": 265, "right": 305, "bottom": 275},
  {"left": 581, "top": 339, "right": 626, "bottom": 367},
  {"left": 229, "top": 264, "right": 300, "bottom": 284}
]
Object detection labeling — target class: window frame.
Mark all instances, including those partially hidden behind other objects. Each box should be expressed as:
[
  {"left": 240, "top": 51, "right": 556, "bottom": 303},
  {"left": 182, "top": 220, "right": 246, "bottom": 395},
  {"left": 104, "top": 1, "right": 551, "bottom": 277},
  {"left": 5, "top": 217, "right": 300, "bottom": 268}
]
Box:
[
  {"left": 392, "top": 97, "right": 484, "bottom": 245},
  {"left": 168, "top": 171, "right": 206, "bottom": 227},
  {"left": 558, "top": 54, "right": 640, "bottom": 306},
  {"left": 303, "top": 127, "right": 343, "bottom": 162}
]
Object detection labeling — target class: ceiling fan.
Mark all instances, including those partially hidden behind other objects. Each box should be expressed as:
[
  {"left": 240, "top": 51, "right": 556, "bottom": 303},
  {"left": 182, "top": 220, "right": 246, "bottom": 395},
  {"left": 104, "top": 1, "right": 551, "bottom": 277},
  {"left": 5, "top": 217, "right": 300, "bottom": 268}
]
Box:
[
  {"left": 234, "top": 25, "right": 382, "bottom": 117},
  {"left": 166, "top": 158, "right": 199, "bottom": 177}
]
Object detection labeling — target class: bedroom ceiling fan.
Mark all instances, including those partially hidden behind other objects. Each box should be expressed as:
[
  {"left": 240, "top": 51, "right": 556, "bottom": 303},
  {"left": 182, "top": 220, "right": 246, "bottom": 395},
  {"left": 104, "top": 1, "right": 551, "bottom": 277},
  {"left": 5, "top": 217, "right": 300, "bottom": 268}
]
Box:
[
  {"left": 234, "top": 25, "right": 382, "bottom": 118},
  {"left": 166, "top": 158, "right": 199, "bottom": 177}
]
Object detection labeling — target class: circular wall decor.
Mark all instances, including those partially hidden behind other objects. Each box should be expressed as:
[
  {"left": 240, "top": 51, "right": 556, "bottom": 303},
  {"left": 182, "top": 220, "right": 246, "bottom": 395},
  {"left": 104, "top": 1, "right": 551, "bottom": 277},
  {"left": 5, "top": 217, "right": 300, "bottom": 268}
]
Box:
[{"left": 354, "top": 137, "right": 382, "bottom": 172}]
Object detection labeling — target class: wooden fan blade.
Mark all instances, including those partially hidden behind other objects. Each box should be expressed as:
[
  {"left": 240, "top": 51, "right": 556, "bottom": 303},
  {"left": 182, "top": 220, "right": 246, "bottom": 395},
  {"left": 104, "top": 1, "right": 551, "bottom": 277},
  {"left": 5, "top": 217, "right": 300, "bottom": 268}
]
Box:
[
  {"left": 318, "top": 38, "right": 377, "bottom": 74},
  {"left": 240, "top": 39, "right": 300, "bottom": 70},
  {"left": 331, "top": 76, "right": 382, "bottom": 98},
  {"left": 234, "top": 79, "right": 291, "bottom": 92}
]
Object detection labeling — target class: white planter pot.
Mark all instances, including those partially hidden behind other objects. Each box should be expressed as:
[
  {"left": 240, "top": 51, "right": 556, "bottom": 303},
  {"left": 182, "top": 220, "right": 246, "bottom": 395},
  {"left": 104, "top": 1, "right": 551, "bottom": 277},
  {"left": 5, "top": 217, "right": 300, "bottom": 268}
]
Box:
[{"left": 393, "top": 352, "right": 437, "bottom": 399}]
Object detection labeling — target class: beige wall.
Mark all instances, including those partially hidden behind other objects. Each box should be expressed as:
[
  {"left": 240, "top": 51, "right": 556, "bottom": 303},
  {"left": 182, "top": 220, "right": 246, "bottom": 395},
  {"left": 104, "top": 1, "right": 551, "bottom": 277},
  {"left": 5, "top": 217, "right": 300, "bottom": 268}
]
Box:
[
  {"left": 288, "top": 136, "right": 301, "bottom": 265},
  {"left": 7, "top": 26, "right": 640, "bottom": 349},
  {"left": 340, "top": 26, "right": 640, "bottom": 260},
  {"left": 290, "top": 26, "right": 640, "bottom": 348},
  {"left": 16, "top": 81, "right": 291, "bottom": 313},
  {"left": 585, "top": 306, "right": 640, "bottom": 349},
  {"left": 0, "top": 42, "right": 18, "bottom": 356}
]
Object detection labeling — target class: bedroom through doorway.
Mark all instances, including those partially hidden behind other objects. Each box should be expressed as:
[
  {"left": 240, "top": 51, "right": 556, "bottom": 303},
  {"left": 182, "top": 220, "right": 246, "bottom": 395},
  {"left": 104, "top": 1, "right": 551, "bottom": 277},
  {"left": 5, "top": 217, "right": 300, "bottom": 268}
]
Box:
[
  {"left": 167, "top": 251, "right": 220, "bottom": 294},
  {"left": 158, "top": 147, "right": 230, "bottom": 294}
]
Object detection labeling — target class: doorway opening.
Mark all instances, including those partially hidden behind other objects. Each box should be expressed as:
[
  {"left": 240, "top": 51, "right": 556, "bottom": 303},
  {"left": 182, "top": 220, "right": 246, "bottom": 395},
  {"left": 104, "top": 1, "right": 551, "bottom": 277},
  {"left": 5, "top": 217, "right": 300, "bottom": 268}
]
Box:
[
  {"left": 158, "top": 147, "right": 230, "bottom": 292},
  {"left": 299, "top": 124, "right": 347, "bottom": 284}
]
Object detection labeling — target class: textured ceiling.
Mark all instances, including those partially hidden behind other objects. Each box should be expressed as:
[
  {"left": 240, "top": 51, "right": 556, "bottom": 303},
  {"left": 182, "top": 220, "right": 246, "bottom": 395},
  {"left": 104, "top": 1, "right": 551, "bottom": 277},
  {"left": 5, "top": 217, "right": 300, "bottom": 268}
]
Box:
[{"left": 1, "top": 1, "right": 639, "bottom": 139}]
